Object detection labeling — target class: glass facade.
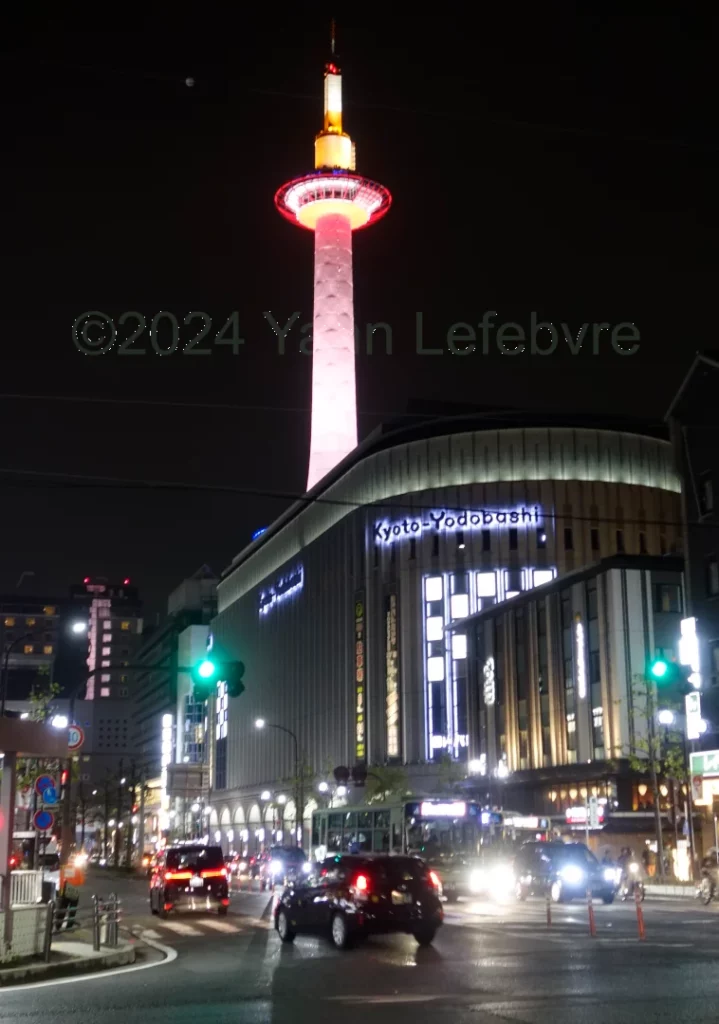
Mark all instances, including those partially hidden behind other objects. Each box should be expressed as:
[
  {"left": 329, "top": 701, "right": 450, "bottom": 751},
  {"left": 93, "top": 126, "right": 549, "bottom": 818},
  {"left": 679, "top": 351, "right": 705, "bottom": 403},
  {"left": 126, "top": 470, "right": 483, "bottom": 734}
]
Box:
[
  {"left": 183, "top": 693, "right": 206, "bottom": 764},
  {"left": 424, "top": 566, "right": 557, "bottom": 761}
]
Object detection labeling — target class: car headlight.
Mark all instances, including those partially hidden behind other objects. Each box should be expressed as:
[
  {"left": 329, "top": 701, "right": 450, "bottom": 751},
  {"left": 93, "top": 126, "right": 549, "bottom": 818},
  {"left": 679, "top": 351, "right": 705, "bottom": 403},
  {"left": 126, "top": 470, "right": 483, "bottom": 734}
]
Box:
[
  {"left": 629, "top": 863, "right": 639, "bottom": 874},
  {"left": 490, "top": 865, "right": 516, "bottom": 893},
  {"left": 301, "top": 861, "right": 312, "bottom": 874},
  {"left": 469, "top": 868, "right": 486, "bottom": 893},
  {"left": 603, "top": 868, "right": 616, "bottom": 882},
  {"left": 239, "top": 861, "right": 247, "bottom": 871},
  {"left": 269, "top": 860, "right": 283, "bottom": 875},
  {"left": 559, "top": 865, "right": 584, "bottom": 885}
]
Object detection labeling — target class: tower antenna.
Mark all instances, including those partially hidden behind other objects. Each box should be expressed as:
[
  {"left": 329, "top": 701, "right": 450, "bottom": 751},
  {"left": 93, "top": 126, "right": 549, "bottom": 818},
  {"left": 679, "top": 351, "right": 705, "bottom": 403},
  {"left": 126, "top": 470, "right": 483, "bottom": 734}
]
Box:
[{"left": 330, "top": 18, "right": 335, "bottom": 57}]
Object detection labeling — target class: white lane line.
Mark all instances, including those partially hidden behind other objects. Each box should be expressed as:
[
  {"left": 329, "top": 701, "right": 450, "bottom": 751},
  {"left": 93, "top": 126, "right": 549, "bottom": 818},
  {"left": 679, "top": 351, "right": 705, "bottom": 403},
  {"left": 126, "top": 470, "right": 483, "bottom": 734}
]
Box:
[
  {"left": 0, "top": 933, "right": 177, "bottom": 993},
  {"left": 199, "top": 919, "right": 241, "bottom": 933}
]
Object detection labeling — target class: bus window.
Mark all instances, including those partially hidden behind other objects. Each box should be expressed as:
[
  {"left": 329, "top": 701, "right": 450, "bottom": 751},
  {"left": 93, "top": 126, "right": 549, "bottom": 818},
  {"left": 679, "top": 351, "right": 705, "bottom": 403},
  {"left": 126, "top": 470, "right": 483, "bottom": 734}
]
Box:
[
  {"left": 373, "top": 810, "right": 390, "bottom": 829},
  {"left": 328, "top": 813, "right": 343, "bottom": 830},
  {"left": 357, "top": 812, "right": 373, "bottom": 830},
  {"left": 391, "top": 823, "right": 403, "bottom": 853},
  {"left": 373, "top": 828, "right": 390, "bottom": 853},
  {"left": 327, "top": 829, "right": 342, "bottom": 853},
  {"left": 343, "top": 812, "right": 357, "bottom": 830}
]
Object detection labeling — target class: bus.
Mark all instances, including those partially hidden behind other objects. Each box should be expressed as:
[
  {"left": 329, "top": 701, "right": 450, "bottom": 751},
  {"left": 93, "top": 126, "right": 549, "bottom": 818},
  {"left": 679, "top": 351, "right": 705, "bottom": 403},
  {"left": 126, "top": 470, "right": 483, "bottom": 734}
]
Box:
[{"left": 310, "top": 800, "right": 551, "bottom": 900}]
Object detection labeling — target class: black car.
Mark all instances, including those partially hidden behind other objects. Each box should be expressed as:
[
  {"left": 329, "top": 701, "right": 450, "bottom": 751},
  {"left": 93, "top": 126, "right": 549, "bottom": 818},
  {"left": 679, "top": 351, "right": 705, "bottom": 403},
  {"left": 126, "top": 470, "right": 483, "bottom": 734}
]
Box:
[
  {"left": 274, "top": 854, "right": 443, "bottom": 949},
  {"left": 259, "top": 846, "right": 309, "bottom": 890},
  {"left": 514, "top": 841, "right": 618, "bottom": 904},
  {"left": 150, "top": 844, "right": 230, "bottom": 917}
]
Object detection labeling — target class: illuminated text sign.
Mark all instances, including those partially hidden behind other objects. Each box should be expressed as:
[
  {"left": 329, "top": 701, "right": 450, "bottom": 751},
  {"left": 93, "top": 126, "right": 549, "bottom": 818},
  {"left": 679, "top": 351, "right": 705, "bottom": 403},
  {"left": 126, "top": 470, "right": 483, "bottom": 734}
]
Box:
[
  {"left": 575, "top": 616, "right": 587, "bottom": 699},
  {"left": 386, "top": 594, "right": 400, "bottom": 758},
  {"left": 355, "top": 594, "right": 366, "bottom": 762},
  {"left": 259, "top": 566, "right": 303, "bottom": 616},
  {"left": 483, "top": 656, "right": 496, "bottom": 706},
  {"left": 421, "top": 801, "right": 467, "bottom": 817},
  {"left": 374, "top": 506, "right": 542, "bottom": 544}
]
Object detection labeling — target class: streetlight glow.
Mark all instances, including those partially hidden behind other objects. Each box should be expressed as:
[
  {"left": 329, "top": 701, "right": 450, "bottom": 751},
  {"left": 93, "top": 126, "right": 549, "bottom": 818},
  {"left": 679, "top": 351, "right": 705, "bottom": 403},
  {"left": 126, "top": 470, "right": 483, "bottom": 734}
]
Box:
[
  {"left": 71, "top": 621, "right": 88, "bottom": 634},
  {"left": 336, "top": 785, "right": 347, "bottom": 797},
  {"left": 260, "top": 790, "right": 271, "bottom": 801},
  {"left": 658, "top": 709, "right": 675, "bottom": 726},
  {"left": 277, "top": 794, "right": 287, "bottom": 804},
  {"left": 51, "top": 715, "right": 68, "bottom": 729},
  {"left": 191, "top": 802, "right": 200, "bottom": 812},
  {"left": 255, "top": 718, "right": 266, "bottom": 730},
  {"left": 318, "top": 781, "right": 329, "bottom": 793}
]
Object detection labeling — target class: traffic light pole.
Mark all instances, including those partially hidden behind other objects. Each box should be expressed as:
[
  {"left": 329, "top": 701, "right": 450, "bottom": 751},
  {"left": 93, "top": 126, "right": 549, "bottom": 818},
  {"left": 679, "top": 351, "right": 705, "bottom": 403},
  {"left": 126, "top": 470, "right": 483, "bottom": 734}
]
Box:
[{"left": 645, "top": 678, "right": 666, "bottom": 884}]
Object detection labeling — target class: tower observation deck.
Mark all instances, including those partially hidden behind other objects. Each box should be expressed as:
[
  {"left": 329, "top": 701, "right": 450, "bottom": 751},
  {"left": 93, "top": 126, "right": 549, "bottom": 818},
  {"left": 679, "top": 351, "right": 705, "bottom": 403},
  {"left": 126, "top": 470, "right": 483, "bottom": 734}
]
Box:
[{"left": 275, "top": 43, "right": 391, "bottom": 491}]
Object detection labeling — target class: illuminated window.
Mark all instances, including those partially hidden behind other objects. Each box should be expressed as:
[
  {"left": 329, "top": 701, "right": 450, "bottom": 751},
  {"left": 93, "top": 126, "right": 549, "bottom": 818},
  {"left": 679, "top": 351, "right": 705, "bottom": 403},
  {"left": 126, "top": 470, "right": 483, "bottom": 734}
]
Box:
[
  {"left": 23, "top": 644, "right": 33, "bottom": 654},
  {"left": 102, "top": 647, "right": 111, "bottom": 656},
  {"left": 121, "top": 621, "right": 131, "bottom": 631},
  {"left": 101, "top": 659, "right": 110, "bottom": 667},
  {"left": 43, "top": 645, "right": 53, "bottom": 655},
  {"left": 43, "top": 606, "right": 56, "bottom": 615},
  {"left": 100, "top": 687, "right": 110, "bottom": 697},
  {"left": 425, "top": 577, "right": 443, "bottom": 603},
  {"left": 4, "top": 617, "right": 15, "bottom": 627},
  {"left": 26, "top": 617, "right": 36, "bottom": 627},
  {"left": 101, "top": 674, "right": 110, "bottom": 682}
]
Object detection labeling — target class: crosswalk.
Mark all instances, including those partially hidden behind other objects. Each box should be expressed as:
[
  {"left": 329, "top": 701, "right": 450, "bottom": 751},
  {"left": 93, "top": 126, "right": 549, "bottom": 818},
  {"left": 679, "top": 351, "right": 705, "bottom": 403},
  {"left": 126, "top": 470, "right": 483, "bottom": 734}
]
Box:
[{"left": 137, "top": 916, "right": 271, "bottom": 941}]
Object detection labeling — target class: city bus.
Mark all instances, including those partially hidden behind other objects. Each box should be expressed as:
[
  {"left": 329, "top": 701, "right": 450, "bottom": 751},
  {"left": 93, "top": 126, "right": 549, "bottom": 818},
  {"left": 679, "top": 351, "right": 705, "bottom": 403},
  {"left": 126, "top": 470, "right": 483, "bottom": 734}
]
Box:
[{"left": 310, "top": 800, "right": 550, "bottom": 900}]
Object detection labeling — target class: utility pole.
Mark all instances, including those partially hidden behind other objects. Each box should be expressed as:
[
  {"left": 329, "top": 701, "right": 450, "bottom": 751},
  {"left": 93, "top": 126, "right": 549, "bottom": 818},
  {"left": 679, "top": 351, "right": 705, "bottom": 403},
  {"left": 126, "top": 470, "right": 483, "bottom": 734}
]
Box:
[
  {"left": 125, "top": 762, "right": 136, "bottom": 870},
  {"left": 645, "top": 679, "right": 666, "bottom": 884},
  {"left": 114, "top": 760, "right": 123, "bottom": 868},
  {"left": 138, "top": 768, "right": 146, "bottom": 867}
]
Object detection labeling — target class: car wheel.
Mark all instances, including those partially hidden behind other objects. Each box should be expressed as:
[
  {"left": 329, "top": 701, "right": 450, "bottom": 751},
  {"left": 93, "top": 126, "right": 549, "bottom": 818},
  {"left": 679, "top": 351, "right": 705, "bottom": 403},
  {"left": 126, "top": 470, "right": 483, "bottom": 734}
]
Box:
[
  {"left": 414, "top": 927, "right": 437, "bottom": 947},
  {"left": 159, "top": 907, "right": 169, "bottom": 920},
  {"left": 550, "top": 881, "right": 564, "bottom": 904},
  {"left": 218, "top": 905, "right": 228, "bottom": 916},
  {"left": 602, "top": 892, "right": 615, "bottom": 905},
  {"left": 276, "top": 909, "right": 296, "bottom": 943},
  {"left": 330, "top": 912, "right": 353, "bottom": 950},
  {"left": 515, "top": 882, "right": 528, "bottom": 902}
]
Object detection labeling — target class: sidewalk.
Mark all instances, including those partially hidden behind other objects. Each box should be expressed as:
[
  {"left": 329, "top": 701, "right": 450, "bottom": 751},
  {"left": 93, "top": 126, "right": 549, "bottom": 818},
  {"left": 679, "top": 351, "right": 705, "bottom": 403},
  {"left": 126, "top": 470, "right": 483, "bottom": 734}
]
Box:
[
  {"left": 646, "top": 883, "right": 698, "bottom": 899},
  {"left": 0, "top": 927, "right": 136, "bottom": 986}
]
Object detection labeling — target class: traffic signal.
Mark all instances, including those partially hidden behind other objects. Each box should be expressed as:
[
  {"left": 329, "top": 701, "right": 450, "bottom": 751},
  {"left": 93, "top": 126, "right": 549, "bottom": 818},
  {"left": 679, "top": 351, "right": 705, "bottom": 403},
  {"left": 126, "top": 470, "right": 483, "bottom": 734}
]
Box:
[
  {"left": 190, "top": 658, "right": 246, "bottom": 699},
  {"left": 648, "top": 658, "right": 693, "bottom": 692}
]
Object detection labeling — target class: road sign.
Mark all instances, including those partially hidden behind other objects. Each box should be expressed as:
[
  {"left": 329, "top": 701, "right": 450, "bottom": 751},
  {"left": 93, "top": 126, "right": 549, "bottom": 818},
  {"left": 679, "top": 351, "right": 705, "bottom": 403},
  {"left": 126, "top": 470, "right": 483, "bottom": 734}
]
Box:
[
  {"left": 33, "top": 809, "right": 54, "bottom": 831},
  {"left": 588, "top": 796, "right": 600, "bottom": 829},
  {"left": 686, "top": 691, "right": 703, "bottom": 741},
  {"left": 34, "top": 774, "right": 55, "bottom": 797},
  {"left": 68, "top": 725, "right": 85, "bottom": 751},
  {"left": 42, "top": 786, "right": 58, "bottom": 805}
]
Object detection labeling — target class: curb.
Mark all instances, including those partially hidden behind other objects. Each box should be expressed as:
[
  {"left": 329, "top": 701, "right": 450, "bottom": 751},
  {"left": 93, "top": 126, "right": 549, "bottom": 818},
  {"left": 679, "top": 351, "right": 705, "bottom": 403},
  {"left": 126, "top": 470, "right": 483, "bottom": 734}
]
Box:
[{"left": 0, "top": 945, "right": 135, "bottom": 987}]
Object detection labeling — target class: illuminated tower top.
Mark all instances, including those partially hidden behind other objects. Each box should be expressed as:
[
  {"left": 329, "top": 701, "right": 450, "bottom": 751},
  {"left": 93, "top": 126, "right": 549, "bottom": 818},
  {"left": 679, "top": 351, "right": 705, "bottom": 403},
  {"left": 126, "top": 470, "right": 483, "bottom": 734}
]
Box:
[{"left": 314, "top": 31, "right": 356, "bottom": 173}]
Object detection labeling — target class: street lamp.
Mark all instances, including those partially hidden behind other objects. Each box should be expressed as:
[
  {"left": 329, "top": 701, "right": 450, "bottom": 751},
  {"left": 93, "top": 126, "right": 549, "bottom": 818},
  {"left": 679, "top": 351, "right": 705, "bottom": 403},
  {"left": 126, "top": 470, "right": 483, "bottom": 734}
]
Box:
[
  {"left": 71, "top": 621, "right": 88, "bottom": 635},
  {"left": 658, "top": 709, "right": 676, "bottom": 726},
  {"left": 254, "top": 717, "right": 304, "bottom": 847},
  {"left": 260, "top": 790, "right": 271, "bottom": 801},
  {"left": 51, "top": 714, "right": 69, "bottom": 729},
  {"left": 318, "top": 781, "right": 329, "bottom": 793}
]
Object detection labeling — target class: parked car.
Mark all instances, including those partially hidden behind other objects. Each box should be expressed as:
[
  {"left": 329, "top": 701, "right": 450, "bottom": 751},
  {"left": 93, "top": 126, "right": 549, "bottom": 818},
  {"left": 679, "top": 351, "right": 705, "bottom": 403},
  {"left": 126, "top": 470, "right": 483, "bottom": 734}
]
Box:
[
  {"left": 514, "top": 841, "right": 618, "bottom": 904},
  {"left": 274, "top": 854, "right": 443, "bottom": 949},
  {"left": 149, "top": 844, "right": 230, "bottom": 917}
]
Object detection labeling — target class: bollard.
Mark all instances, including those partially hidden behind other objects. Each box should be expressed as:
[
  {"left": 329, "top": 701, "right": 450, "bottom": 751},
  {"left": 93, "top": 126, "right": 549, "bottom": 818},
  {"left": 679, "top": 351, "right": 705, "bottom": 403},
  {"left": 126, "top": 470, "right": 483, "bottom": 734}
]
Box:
[
  {"left": 546, "top": 886, "right": 552, "bottom": 927},
  {"left": 43, "top": 901, "right": 55, "bottom": 962},
  {"left": 635, "top": 886, "right": 646, "bottom": 941},
  {"left": 587, "top": 888, "right": 597, "bottom": 937},
  {"left": 92, "top": 895, "right": 101, "bottom": 952}
]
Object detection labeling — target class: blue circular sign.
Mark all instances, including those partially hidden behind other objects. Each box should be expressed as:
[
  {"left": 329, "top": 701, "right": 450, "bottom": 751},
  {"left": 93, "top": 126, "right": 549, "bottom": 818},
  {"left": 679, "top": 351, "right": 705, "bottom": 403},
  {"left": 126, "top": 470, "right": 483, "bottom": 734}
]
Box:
[
  {"left": 33, "top": 810, "right": 54, "bottom": 831},
  {"left": 42, "top": 786, "right": 58, "bottom": 805},
  {"left": 35, "top": 774, "right": 54, "bottom": 796}
]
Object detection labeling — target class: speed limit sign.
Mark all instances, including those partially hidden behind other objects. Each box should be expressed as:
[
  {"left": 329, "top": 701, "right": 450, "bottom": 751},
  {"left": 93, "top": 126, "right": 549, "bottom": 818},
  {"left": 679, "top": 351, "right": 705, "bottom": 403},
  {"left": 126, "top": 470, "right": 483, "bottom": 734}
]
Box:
[{"left": 68, "top": 725, "right": 85, "bottom": 751}]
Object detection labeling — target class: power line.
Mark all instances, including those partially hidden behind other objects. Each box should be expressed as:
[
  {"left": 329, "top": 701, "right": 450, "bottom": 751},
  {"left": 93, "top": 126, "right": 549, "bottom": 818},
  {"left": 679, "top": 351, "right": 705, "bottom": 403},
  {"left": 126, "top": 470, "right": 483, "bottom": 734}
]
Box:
[{"left": 0, "top": 463, "right": 714, "bottom": 532}]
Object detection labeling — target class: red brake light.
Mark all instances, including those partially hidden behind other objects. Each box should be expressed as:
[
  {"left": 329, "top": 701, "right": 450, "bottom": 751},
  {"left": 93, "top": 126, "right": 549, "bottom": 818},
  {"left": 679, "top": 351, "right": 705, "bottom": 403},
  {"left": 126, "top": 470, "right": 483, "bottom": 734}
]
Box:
[
  {"left": 428, "top": 870, "right": 440, "bottom": 888},
  {"left": 355, "top": 874, "right": 368, "bottom": 892},
  {"left": 201, "top": 868, "right": 227, "bottom": 879},
  {"left": 165, "top": 870, "right": 193, "bottom": 881}
]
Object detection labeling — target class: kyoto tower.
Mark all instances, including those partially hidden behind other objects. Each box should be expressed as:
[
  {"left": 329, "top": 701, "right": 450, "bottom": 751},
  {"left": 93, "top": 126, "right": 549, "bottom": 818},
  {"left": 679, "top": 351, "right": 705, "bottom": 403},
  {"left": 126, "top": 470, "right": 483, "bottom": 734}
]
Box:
[{"left": 275, "top": 30, "right": 391, "bottom": 491}]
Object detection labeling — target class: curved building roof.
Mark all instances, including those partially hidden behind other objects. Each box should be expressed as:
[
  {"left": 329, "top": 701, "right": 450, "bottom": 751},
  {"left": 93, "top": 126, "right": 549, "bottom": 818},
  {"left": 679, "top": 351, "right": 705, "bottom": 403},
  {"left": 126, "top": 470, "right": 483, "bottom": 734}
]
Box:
[{"left": 218, "top": 413, "right": 679, "bottom": 612}]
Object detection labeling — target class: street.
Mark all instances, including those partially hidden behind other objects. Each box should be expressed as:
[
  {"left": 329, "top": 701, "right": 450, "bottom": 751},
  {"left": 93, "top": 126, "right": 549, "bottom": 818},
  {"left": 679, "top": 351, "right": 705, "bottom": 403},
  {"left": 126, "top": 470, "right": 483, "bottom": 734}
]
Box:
[{"left": 3, "top": 871, "right": 719, "bottom": 1022}]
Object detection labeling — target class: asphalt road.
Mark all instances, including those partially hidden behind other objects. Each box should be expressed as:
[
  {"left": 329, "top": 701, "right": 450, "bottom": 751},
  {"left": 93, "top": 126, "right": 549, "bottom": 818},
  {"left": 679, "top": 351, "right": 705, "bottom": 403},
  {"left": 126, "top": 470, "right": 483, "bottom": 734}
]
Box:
[{"left": 4, "top": 870, "right": 719, "bottom": 1023}]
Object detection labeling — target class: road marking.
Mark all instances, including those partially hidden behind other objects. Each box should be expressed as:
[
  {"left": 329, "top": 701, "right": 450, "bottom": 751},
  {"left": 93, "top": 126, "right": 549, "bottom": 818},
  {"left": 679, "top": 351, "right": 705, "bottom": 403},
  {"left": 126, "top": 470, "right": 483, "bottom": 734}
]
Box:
[
  {"left": 0, "top": 934, "right": 177, "bottom": 993},
  {"left": 159, "top": 921, "right": 205, "bottom": 936},
  {"left": 199, "top": 919, "right": 241, "bottom": 933}
]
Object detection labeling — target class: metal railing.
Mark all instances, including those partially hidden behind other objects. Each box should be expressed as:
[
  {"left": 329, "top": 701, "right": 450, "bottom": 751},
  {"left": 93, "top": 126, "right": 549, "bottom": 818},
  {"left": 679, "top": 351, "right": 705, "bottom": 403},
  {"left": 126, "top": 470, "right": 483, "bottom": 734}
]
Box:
[
  {"left": 43, "top": 892, "right": 122, "bottom": 962},
  {"left": 10, "top": 870, "right": 43, "bottom": 905}
]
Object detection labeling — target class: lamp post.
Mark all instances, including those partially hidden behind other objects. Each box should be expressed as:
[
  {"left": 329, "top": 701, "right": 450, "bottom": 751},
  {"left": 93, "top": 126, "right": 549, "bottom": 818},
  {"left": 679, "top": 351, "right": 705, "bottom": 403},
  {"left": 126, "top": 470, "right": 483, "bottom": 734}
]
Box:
[
  {"left": 657, "top": 707, "right": 699, "bottom": 879},
  {"left": 0, "top": 633, "right": 35, "bottom": 716},
  {"left": 255, "top": 719, "right": 304, "bottom": 848}
]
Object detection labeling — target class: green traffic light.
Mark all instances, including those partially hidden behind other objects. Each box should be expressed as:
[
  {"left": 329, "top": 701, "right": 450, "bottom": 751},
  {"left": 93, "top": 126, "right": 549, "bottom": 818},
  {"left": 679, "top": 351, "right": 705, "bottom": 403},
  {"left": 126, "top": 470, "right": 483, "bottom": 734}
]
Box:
[
  {"left": 650, "top": 659, "right": 669, "bottom": 679},
  {"left": 197, "top": 659, "right": 216, "bottom": 679}
]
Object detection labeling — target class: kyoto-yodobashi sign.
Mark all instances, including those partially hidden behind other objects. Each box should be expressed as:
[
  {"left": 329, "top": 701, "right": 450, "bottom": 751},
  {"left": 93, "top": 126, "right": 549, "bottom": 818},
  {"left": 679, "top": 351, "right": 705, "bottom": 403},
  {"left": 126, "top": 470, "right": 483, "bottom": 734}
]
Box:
[{"left": 373, "top": 507, "right": 543, "bottom": 544}]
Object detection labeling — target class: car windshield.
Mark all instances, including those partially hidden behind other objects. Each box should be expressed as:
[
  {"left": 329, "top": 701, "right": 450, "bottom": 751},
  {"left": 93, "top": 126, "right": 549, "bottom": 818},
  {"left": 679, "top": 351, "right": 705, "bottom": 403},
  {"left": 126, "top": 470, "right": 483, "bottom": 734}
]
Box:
[
  {"left": 366, "top": 858, "right": 427, "bottom": 886},
  {"left": 166, "top": 846, "right": 224, "bottom": 871},
  {"left": 272, "top": 847, "right": 306, "bottom": 862},
  {"left": 553, "top": 846, "right": 598, "bottom": 867}
]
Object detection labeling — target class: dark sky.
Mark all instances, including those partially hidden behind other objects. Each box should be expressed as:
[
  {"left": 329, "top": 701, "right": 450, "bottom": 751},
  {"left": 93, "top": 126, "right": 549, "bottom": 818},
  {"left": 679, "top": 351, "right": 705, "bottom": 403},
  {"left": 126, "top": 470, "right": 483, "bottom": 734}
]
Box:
[{"left": 2, "top": 11, "right": 713, "bottom": 617}]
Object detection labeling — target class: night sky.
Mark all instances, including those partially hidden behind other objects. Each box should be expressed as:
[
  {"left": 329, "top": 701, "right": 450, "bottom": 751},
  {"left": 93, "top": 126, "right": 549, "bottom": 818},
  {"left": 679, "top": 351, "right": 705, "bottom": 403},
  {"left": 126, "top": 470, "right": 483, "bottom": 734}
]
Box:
[{"left": 2, "top": 11, "right": 713, "bottom": 617}]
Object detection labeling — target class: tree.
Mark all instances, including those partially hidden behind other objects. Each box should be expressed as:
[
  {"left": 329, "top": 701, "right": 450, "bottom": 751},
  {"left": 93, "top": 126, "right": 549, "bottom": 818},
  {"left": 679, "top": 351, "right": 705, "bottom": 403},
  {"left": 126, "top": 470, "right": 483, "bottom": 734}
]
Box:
[
  {"left": 365, "top": 765, "right": 409, "bottom": 804},
  {"left": 621, "top": 674, "right": 685, "bottom": 883}
]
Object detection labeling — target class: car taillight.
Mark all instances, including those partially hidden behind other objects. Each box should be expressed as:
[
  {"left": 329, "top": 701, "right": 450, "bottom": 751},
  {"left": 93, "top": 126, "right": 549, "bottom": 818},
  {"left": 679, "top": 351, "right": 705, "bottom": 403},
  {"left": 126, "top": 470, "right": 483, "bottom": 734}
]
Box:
[
  {"left": 352, "top": 873, "right": 369, "bottom": 898},
  {"left": 165, "top": 870, "right": 193, "bottom": 881},
  {"left": 201, "top": 868, "right": 227, "bottom": 879},
  {"left": 428, "top": 870, "right": 441, "bottom": 889}
]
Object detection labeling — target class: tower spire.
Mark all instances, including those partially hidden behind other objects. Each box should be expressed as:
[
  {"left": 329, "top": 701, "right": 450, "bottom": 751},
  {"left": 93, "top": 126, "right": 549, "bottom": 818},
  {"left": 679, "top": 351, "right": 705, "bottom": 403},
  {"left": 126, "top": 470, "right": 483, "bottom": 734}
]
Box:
[{"left": 330, "top": 18, "right": 335, "bottom": 57}]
